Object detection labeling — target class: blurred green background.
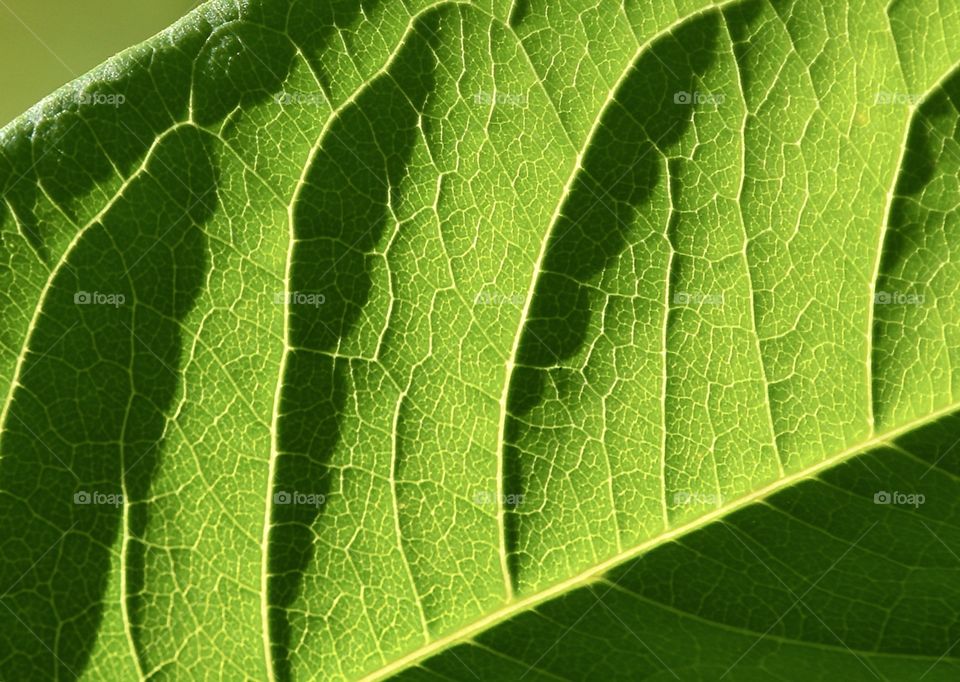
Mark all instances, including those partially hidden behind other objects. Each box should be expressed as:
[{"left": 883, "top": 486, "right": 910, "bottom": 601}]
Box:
[{"left": 0, "top": 0, "right": 198, "bottom": 127}]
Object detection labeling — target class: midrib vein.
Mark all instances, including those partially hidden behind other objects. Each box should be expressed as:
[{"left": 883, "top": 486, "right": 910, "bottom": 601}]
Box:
[
  {"left": 363, "top": 15, "right": 960, "bottom": 678},
  {"left": 361, "top": 396, "right": 960, "bottom": 681}
]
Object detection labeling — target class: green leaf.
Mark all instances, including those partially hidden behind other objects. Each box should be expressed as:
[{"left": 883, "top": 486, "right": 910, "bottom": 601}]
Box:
[{"left": 1, "top": 0, "right": 959, "bottom": 679}]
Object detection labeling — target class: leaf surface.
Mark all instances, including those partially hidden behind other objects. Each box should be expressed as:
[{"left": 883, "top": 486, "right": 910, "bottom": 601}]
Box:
[{"left": 1, "top": 0, "right": 959, "bottom": 679}]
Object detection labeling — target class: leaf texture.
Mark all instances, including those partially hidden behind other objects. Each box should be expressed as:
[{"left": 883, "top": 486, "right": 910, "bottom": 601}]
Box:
[{"left": 0, "top": 0, "right": 959, "bottom": 679}]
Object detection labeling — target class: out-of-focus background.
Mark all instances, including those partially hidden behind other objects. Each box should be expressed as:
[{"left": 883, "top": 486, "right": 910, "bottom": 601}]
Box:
[{"left": 0, "top": 0, "right": 198, "bottom": 127}]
